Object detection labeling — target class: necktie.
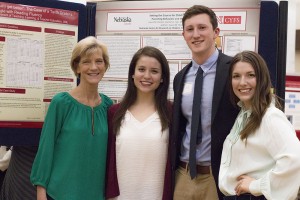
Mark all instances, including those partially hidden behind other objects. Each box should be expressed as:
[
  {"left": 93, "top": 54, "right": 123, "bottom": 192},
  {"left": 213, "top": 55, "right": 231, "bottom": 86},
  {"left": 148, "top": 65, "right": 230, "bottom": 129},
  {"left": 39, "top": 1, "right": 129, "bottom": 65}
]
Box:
[{"left": 189, "top": 67, "right": 203, "bottom": 179}]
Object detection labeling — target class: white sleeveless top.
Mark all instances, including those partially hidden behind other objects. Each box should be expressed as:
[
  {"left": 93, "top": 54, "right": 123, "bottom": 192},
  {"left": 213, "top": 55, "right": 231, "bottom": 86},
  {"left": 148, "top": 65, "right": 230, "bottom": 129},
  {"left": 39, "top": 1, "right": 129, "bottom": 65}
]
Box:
[{"left": 115, "top": 111, "right": 169, "bottom": 200}]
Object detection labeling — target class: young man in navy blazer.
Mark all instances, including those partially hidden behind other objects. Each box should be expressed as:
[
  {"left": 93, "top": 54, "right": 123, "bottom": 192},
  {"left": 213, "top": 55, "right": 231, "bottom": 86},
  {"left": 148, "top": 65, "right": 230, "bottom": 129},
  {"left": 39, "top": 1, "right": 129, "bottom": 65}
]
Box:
[{"left": 171, "top": 5, "right": 239, "bottom": 200}]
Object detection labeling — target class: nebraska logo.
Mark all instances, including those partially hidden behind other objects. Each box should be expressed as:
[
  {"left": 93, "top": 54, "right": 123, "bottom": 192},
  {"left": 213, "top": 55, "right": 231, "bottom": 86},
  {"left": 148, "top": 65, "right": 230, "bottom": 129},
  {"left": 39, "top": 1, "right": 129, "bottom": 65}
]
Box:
[
  {"left": 217, "top": 16, "right": 241, "bottom": 24},
  {"left": 114, "top": 17, "right": 131, "bottom": 22}
]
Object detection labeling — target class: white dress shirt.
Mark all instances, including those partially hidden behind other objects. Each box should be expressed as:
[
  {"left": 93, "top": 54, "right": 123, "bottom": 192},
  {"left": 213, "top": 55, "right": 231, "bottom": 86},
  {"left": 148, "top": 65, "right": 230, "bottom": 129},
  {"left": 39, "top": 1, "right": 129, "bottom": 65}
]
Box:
[{"left": 219, "top": 103, "right": 300, "bottom": 200}]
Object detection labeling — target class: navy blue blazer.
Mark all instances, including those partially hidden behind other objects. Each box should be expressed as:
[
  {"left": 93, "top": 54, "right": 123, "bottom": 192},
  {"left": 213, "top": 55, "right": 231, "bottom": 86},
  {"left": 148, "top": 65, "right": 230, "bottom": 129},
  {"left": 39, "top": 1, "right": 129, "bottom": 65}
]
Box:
[{"left": 171, "top": 52, "right": 239, "bottom": 199}]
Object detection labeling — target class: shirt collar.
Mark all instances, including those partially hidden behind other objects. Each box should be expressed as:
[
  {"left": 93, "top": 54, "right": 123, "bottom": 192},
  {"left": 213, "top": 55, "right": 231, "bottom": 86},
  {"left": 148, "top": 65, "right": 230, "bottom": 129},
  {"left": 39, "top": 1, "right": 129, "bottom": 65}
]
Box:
[
  {"left": 237, "top": 101, "right": 252, "bottom": 118},
  {"left": 191, "top": 48, "right": 219, "bottom": 74}
]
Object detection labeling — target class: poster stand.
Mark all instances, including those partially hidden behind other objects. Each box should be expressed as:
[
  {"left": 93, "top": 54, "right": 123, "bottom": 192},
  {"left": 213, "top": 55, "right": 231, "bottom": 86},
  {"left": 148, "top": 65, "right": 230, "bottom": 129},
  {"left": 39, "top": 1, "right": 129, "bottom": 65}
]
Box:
[{"left": 0, "top": 0, "right": 287, "bottom": 145}]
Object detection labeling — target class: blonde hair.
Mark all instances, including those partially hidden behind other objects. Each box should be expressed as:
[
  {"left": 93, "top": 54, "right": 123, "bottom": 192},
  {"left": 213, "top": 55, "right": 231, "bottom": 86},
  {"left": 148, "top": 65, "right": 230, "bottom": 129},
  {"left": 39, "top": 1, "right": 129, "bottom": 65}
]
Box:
[{"left": 70, "top": 36, "right": 110, "bottom": 77}]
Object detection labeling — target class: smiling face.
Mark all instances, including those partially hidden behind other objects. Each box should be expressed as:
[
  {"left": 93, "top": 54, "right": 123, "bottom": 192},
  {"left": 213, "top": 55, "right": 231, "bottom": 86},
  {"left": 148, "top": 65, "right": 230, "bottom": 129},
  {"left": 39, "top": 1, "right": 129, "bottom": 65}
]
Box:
[
  {"left": 182, "top": 13, "right": 219, "bottom": 60},
  {"left": 132, "top": 55, "right": 162, "bottom": 96},
  {"left": 76, "top": 48, "right": 106, "bottom": 86},
  {"left": 231, "top": 61, "right": 257, "bottom": 109}
]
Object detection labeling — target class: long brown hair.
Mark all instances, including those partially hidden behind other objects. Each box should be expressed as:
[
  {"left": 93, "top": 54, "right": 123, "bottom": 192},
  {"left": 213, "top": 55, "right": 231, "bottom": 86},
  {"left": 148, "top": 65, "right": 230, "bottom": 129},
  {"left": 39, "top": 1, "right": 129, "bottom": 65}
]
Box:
[
  {"left": 113, "top": 46, "right": 171, "bottom": 134},
  {"left": 229, "top": 51, "right": 281, "bottom": 140}
]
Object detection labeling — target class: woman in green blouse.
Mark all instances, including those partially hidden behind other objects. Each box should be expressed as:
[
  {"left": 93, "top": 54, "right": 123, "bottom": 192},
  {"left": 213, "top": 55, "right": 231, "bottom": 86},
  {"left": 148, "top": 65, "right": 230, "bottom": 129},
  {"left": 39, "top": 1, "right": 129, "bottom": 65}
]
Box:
[{"left": 30, "top": 36, "right": 113, "bottom": 200}]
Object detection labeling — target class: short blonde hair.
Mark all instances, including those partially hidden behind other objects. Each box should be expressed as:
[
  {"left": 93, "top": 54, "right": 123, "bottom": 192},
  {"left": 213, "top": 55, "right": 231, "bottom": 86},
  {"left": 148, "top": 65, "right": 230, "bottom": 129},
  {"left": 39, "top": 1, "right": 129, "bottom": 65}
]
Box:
[{"left": 70, "top": 36, "right": 110, "bottom": 77}]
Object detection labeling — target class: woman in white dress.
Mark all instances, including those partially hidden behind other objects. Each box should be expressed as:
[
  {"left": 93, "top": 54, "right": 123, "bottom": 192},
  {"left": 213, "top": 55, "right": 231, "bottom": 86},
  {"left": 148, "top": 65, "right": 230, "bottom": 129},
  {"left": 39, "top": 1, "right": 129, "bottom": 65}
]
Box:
[
  {"left": 219, "top": 51, "right": 300, "bottom": 200},
  {"left": 105, "top": 46, "right": 172, "bottom": 200}
]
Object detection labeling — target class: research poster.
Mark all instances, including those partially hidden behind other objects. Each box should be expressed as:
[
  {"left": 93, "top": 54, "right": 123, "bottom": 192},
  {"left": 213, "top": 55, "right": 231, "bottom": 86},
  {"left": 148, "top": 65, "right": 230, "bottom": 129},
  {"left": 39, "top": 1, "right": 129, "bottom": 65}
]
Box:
[
  {"left": 285, "top": 76, "right": 300, "bottom": 136},
  {"left": 95, "top": 1, "right": 260, "bottom": 102},
  {"left": 0, "top": 2, "right": 78, "bottom": 128}
]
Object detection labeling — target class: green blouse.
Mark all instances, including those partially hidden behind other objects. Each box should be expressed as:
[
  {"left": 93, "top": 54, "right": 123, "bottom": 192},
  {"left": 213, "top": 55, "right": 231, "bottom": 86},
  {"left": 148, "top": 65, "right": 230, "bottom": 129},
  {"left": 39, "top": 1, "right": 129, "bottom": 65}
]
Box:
[{"left": 30, "top": 92, "right": 113, "bottom": 200}]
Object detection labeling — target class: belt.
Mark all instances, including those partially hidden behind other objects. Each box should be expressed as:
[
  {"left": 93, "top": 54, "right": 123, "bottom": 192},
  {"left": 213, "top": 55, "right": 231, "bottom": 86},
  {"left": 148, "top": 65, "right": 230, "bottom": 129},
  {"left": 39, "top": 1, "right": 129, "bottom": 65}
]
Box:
[
  {"left": 223, "top": 194, "right": 266, "bottom": 200},
  {"left": 179, "top": 161, "right": 210, "bottom": 174}
]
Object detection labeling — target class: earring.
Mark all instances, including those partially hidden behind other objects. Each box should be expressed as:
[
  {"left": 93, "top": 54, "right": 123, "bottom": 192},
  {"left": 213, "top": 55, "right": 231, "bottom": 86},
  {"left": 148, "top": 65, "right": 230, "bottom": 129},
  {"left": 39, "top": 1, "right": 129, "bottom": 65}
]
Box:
[{"left": 160, "top": 79, "right": 163, "bottom": 83}]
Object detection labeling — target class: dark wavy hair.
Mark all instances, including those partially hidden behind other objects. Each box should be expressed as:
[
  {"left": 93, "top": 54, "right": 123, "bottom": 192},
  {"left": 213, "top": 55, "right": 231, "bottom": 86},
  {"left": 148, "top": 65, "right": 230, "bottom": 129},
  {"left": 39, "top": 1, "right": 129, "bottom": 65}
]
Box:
[
  {"left": 113, "top": 46, "right": 171, "bottom": 134},
  {"left": 229, "top": 51, "right": 281, "bottom": 140}
]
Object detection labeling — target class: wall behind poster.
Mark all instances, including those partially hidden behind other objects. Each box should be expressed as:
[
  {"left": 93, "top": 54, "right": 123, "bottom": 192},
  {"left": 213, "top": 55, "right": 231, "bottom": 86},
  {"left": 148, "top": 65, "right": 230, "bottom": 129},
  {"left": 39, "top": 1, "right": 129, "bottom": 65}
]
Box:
[{"left": 95, "top": 0, "right": 261, "bottom": 101}]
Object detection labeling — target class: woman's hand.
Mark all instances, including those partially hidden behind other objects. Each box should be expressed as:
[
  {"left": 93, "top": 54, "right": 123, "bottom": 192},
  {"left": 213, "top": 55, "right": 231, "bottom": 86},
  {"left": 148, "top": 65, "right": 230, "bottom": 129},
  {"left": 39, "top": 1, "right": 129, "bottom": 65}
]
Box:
[
  {"left": 37, "top": 185, "right": 47, "bottom": 200},
  {"left": 235, "top": 175, "right": 255, "bottom": 195}
]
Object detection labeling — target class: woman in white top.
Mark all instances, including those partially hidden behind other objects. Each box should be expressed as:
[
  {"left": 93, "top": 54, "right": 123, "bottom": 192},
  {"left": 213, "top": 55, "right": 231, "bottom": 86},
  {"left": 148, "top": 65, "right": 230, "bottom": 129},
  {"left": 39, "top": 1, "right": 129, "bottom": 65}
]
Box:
[
  {"left": 219, "top": 51, "right": 300, "bottom": 200},
  {"left": 106, "top": 46, "right": 172, "bottom": 200}
]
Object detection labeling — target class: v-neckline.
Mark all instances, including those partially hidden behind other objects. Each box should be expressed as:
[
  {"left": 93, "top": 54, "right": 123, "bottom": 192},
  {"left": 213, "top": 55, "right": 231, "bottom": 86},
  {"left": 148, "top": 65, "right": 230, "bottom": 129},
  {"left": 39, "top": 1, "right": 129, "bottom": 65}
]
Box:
[{"left": 126, "top": 110, "right": 158, "bottom": 124}]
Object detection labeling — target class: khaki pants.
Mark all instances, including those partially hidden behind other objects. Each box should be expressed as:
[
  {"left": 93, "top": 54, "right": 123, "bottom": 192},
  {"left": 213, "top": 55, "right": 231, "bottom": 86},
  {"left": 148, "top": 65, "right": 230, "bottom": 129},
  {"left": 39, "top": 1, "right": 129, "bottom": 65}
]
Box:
[{"left": 174, "top": 166, "right": 219, "bottom": 200}]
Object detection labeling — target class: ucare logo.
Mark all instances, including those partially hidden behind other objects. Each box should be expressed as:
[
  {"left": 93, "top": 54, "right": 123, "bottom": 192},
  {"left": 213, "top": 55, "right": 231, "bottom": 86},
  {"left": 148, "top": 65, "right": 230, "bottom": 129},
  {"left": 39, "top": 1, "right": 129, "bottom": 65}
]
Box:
[
  {"left": 113, "top": 17, "right": 131, "bottom": 22},
  {"left": 217, "top": 16, "right": 241, "bottom": 24}
]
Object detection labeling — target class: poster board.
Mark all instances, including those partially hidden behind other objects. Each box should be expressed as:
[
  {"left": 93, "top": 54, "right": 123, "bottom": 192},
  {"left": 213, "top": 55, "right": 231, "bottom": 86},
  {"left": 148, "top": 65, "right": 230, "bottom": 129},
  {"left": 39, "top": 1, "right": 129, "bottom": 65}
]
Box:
[
  {"left": 95, "top": 0, "right": 261, "bottom": 101},
  {"left": 285, "top": 75, "right": 300, "bottom": 139},
  {"left": 0, "top": 0, "right": 87, "bottom": 145},
  {"left": 0, "top": 0, "right": 289, "bottom": 144}
]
